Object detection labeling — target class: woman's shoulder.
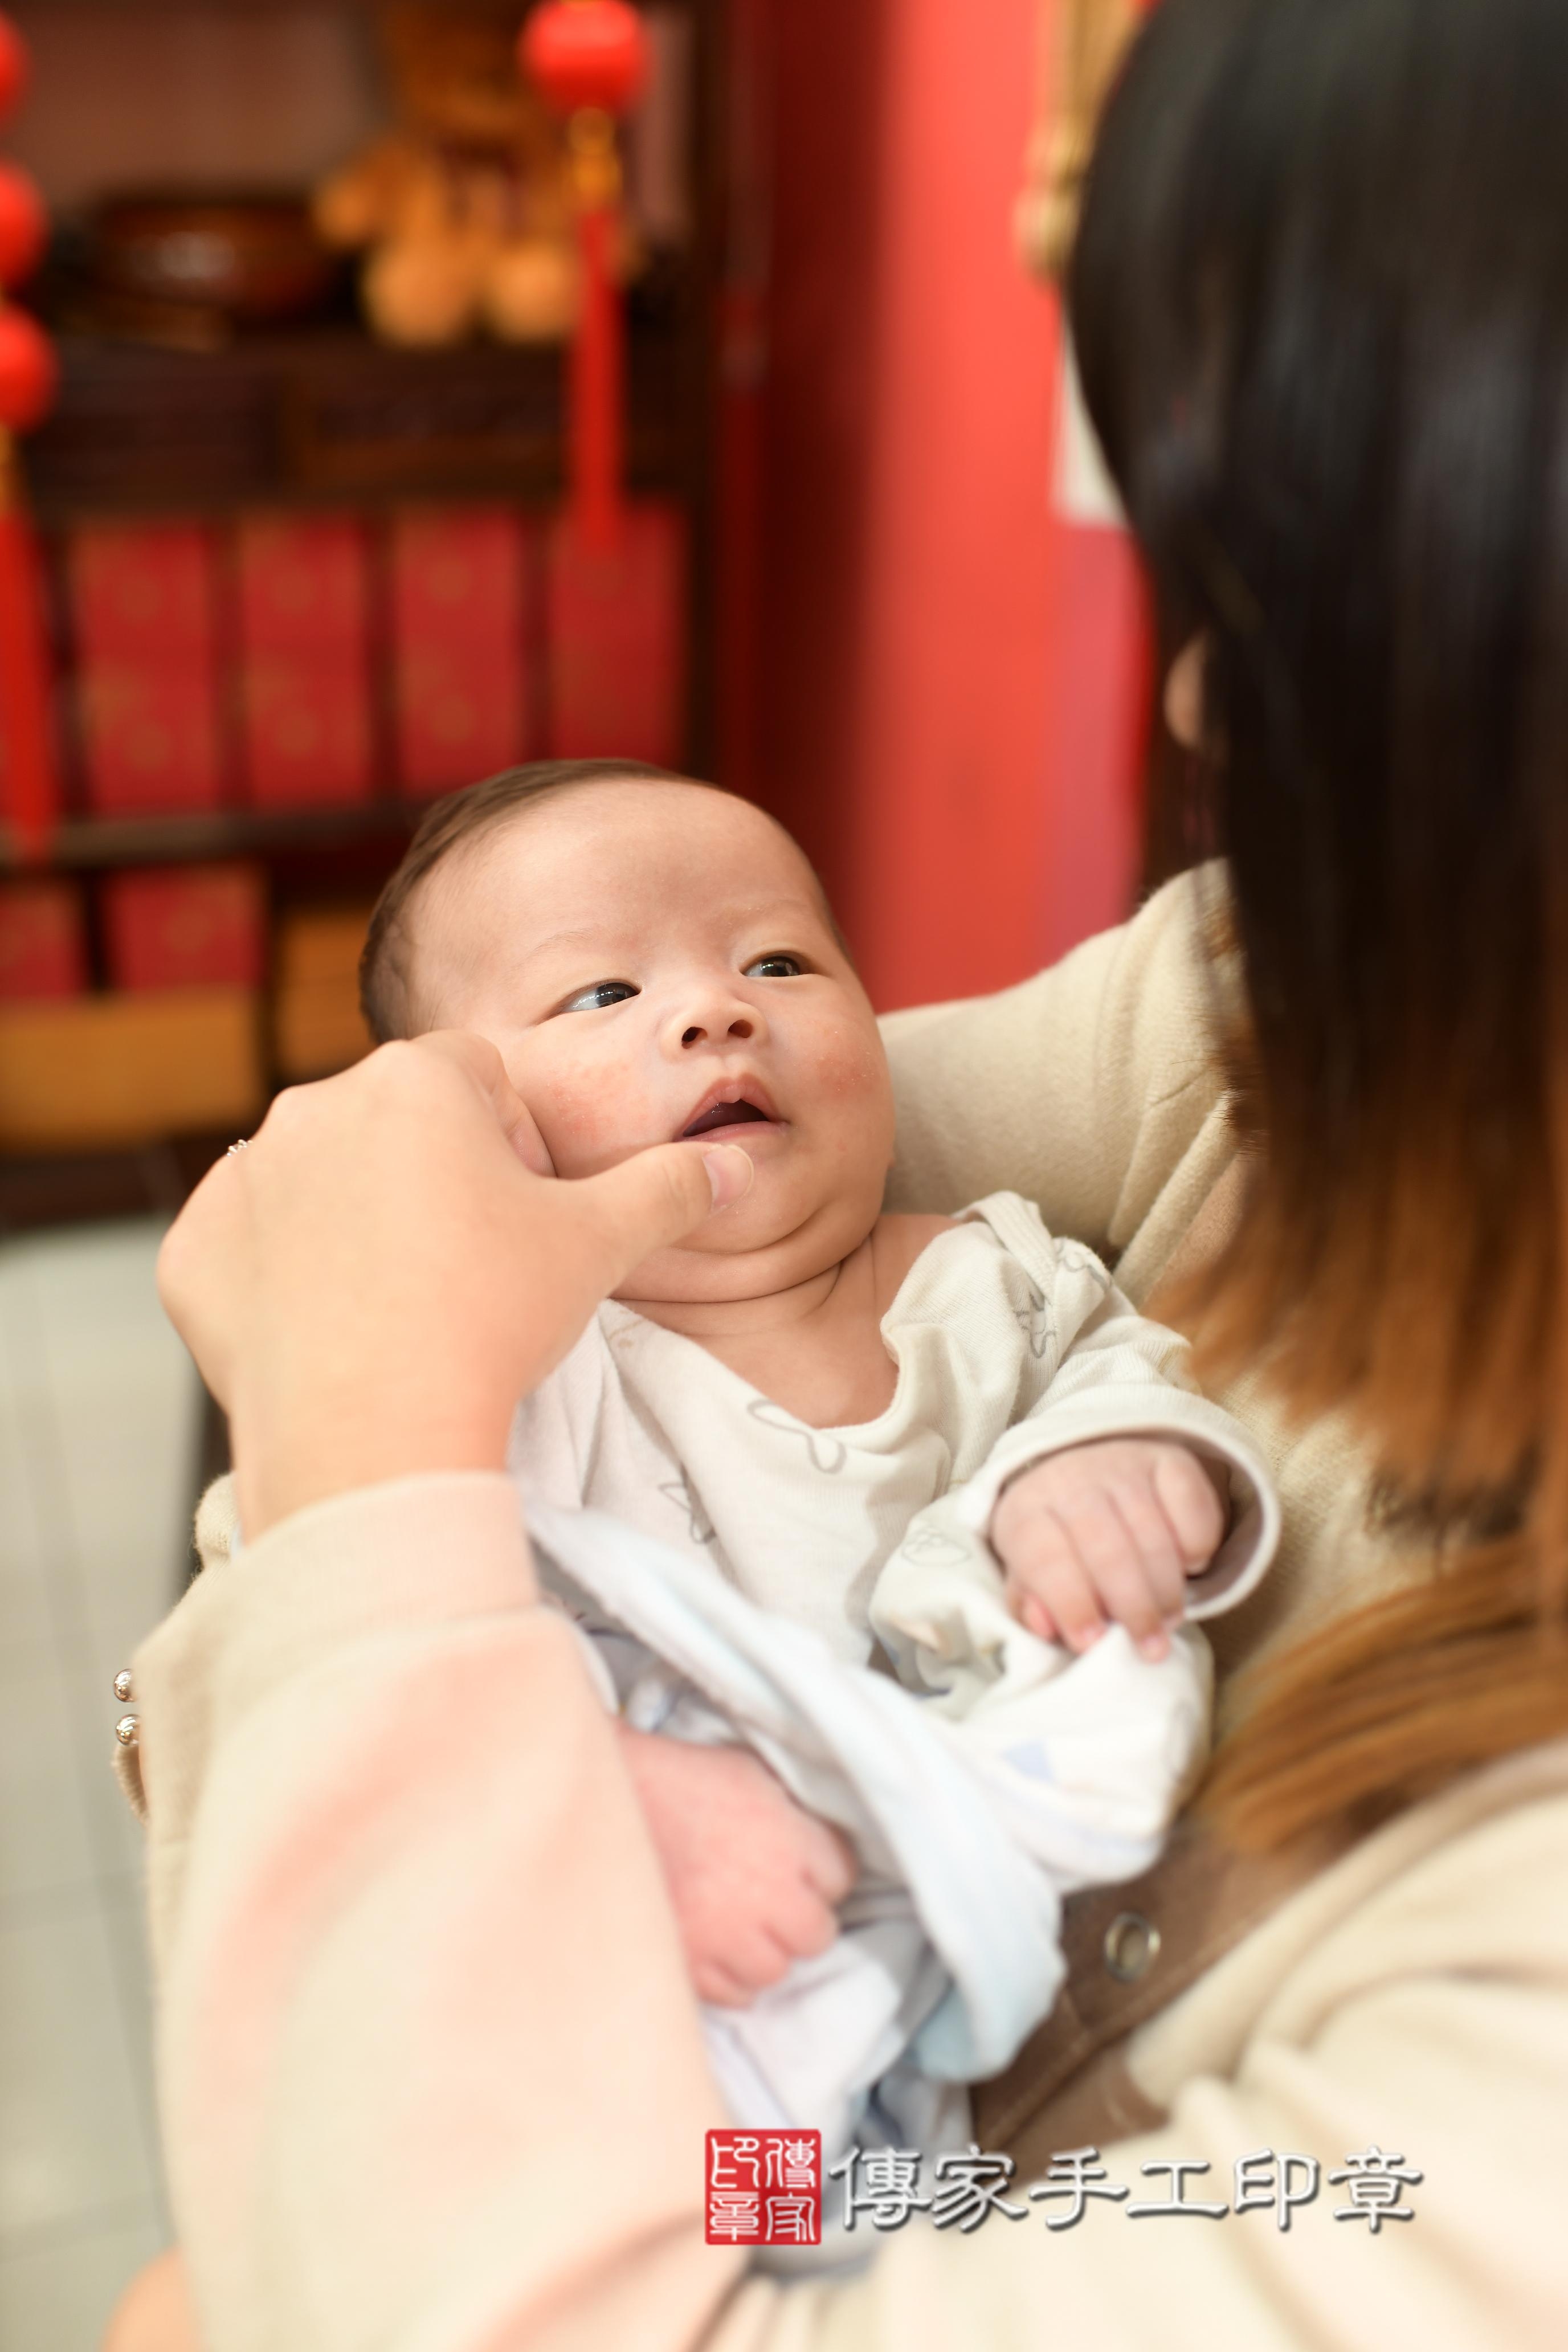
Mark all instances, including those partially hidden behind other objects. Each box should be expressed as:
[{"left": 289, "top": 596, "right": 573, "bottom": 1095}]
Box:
[
  {"left": 880, "top": 865, "right": 1241, "bottom": 1254},
  {"left": 881, "top": 862, "right": 1233, "bottom": 1089}
]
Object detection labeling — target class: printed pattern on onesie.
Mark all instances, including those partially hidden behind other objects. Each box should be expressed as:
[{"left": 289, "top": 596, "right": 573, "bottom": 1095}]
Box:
[{"left": 507, "top": 1194, "right": 1198, "bottom": 1673}]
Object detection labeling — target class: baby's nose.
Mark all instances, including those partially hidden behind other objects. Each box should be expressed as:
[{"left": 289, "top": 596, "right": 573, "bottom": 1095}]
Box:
[{"left": 681, "top": 1011, "right": 755, "bottom": 1046}]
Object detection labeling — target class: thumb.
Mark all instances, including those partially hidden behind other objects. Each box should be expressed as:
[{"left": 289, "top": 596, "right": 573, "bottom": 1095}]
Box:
[{"left": 567, "top": 1140, "right": 754, "bottom": 1292}]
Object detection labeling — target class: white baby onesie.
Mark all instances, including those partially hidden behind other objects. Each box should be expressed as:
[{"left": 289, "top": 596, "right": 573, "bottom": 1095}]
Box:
[
  {"left": 508, "top": 1190, "right": 1277, "bottom": 1692},
  {"left": 509, "top": 1194, "right": 1277, "bottom": 2182}
]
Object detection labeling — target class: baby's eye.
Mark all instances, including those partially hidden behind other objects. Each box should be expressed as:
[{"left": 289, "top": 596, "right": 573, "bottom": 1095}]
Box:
[
  {"left": 744, "top": 953, "right": 805, "bottom": 979},
  {"left": 558, "top": 979, "right": 639, "bottom": 1015}
]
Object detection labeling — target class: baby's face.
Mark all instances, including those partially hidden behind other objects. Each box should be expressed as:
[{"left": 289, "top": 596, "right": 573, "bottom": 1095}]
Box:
[{"left": 412, "top": 780, "right": 896, "bottom": 1302}]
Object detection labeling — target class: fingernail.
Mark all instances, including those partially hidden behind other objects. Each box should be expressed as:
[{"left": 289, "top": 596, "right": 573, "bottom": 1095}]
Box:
[
  {"left": 702, "top": 1145, "right": 754, "bottom": 1208},
  {"left": 1140, "top": 1631, "right": 1169, "bottom": 1661}
]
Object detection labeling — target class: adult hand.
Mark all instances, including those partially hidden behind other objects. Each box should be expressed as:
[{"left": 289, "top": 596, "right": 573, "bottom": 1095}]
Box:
[{"left": 157, "top": 1032, "right": 754, "bottom": 1536}]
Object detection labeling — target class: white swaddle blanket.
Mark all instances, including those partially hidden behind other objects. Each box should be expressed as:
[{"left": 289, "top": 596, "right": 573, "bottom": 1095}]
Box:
[
  {"left": 528, "top": 1498, "right": 1216, "bottom": 2169},
  {"left": 514, "top": 1195, "right": 1279, "bottom": 2239}
]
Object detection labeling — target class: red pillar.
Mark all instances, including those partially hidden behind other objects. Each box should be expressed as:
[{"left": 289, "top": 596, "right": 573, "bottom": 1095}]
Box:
[{"left": 748, "top": 0, "right": 1142, "bottom": 1010}]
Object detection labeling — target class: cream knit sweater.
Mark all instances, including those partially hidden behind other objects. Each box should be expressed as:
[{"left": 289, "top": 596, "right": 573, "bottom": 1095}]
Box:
[
  {"left": 881, "top": 864, "right": 1412, "bottom": 1694},
  {"left": 130, "top": 871, "right": 1568, "bottom": 2351}
]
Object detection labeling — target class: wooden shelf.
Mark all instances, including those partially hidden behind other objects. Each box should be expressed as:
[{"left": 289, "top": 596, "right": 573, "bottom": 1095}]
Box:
[
  {"left": 24, "top": 306, "right": 693, "bottom": 521},
  {"left": 1, "top": 799, "right": 429, "bottom": 874},
  {"left": 0, "top": 1, "right": 728, "bottom": 1209}
]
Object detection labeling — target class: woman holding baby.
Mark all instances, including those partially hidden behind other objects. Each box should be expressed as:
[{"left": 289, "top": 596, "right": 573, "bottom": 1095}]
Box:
[{"left": 112, "top": 0, "right": 1568, "bottom": 2345}]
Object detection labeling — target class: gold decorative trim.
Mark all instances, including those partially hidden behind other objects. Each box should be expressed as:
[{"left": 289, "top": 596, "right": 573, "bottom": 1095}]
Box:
[{"left": 1017, "top": 0, "right": 1142, "bottom": 281}]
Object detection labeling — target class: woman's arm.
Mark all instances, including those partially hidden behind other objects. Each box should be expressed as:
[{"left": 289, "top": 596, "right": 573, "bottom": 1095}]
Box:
[
  {"left": 145, "top": 1464, "right": 1568, "bottom": 2352},
  {"left": 145, "top": 1028, "right": 1567, "bottom": 2351},
  {"left": 881, "top": 867, "right": 1236, "bottom": 1297},
  {"left": 140, "top": 1473, "right": 751, "bottom": 2349}
]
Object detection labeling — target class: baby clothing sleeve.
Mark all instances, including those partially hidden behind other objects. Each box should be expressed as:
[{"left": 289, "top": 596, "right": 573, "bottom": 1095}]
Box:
[{"left": 869, "top": 1194, "right": 1279, "bottom": 1726}]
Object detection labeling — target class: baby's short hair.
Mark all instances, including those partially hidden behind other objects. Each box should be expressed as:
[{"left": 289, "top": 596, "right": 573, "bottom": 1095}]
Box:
[{"left": 359, "top": 759, "right": 842, "bottom": 1043}]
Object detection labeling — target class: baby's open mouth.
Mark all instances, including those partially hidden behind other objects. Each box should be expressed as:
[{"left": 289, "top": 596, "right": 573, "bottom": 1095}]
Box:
[{"left": 679, "top": 1096, "right": 774, "bottom": 1140}]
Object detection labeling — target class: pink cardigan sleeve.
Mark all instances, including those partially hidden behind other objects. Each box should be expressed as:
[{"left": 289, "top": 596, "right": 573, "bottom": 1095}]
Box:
[
  {"left": 133, "top": 1472, "right": 1568, "bottom": 2352},
  {"left": 135, "top": 1473, "right": 750, "bottom": 2352}
]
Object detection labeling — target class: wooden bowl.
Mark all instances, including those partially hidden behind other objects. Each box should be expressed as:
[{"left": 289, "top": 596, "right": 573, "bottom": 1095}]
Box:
[{"left": 93, "top": 193, "right": 340, "bottom": 325}]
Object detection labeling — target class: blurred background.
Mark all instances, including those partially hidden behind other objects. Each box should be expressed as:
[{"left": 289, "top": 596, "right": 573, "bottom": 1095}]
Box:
[{"left": 0, "top": 1, "right": 1153, "bottom": 2339}]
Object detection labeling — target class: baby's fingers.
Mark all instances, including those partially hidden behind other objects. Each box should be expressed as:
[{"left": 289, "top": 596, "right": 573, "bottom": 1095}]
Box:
[
  {"left": 695, "top": 1958, "right": 760, "bottom": 2008},
  {"left": 1016, "top": 1591, "right": 1061, "bottom": 1645},
  {"left": 772, "top": 1877, "right": 842, "bottom": 1964},
  {"left": 693, "top": 1921, "right": 795, "bottom": 2007},
  {"left": 798, "top": 1818, "right": 857, "bottom": 1908},
  {"left": 1153, "top": 1447, "right": 1228, "bottom": 1566},
  {"left": 1069, "top": 1505, "right": 1180, "bottom": 1659},
  {"left": 1006, "top": 1514, "right": 1108, "bottom": 1653},
  {"left": 1102, "top": 1481, "right": 1189, "bottom": 1627}
]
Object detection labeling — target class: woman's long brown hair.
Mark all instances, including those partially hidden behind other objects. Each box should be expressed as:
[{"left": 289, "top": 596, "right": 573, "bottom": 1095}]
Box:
[{"left": 1072, "top": 0, "right": 1568, "bottom": 1847}]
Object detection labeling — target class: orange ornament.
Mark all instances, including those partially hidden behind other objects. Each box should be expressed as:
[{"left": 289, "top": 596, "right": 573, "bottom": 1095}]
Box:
[
  {"left": 520, "top": 1, "right": 649, "bottom": 120},
  {"left": 0, "top": 305, "right": 56, "bottom": 431}
]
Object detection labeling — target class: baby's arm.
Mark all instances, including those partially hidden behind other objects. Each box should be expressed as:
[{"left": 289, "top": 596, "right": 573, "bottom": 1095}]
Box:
[
  {"left": 991, "top": 1435, "right": 1229, "bottom": 1661},
  {"left": 869, "top": 1209, "right": 1278, "bottom": 1708},
  {"left": 949, "top": 1210, "right": 1277, "bottom": 1656}
]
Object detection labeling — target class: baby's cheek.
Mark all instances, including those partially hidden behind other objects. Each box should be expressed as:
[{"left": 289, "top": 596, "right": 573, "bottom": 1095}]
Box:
[
  {"left": 811, "top": 1022, "right": 888, "bottom": 1105},
  {"left": 531, "top": 1088, "right": 623, "bottom": 1177},
  {"left": 811, "top": 1028, "right": 897, "bottom": 1156},
  {"left": 520, "top": 1062, "right": 667, "bottom": 1178}
]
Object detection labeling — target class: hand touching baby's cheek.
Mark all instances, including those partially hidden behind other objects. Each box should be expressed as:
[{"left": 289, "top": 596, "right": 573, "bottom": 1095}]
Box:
[
  {"left": 493, "top": 1031, "right": 671, "bottom": 1180},
  {"left": 501, "top": 1090, "right": 556, "bottom": 1178}
]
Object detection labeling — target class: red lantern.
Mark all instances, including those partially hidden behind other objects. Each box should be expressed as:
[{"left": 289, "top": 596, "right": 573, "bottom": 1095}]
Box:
[
  {"left": 519, "top": 1, "right": 683, "bottom": 765},
  {"left": 520, "top": 1, "right": 650, "bottom": 120},
  {"left": 0, "top": 162, "right": 45, "bottom": 288},
  {"left": 0, "top": 305, "right": 56, "bottom": 432},
  {"left": 0, "top": 13, "right": 58, "bottom": 862},
  {"left": 0, "top": 15, "right": 27, "bottom": 129}
]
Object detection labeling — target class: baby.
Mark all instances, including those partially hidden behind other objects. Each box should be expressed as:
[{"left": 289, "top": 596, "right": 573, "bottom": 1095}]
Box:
[{"left": 359, "top": 758, "right": 1275, "bottom": 2035}]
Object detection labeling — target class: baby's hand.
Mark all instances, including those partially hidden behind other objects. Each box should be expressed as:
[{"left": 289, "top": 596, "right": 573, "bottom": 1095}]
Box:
[
  {"left": 990, "top": 1438, "right": 1226, "bottom": 1663},
  {"left": 616, "top": 1728, "right": 856, "bottom": 2006}
]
